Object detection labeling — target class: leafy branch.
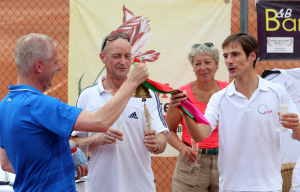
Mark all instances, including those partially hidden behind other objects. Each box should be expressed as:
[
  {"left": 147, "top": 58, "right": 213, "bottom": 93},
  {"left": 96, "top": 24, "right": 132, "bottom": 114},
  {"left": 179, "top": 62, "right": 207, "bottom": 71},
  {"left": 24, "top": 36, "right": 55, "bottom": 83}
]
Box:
[{"left": 78, "top": 66, "right": 106, "bottom": 97}]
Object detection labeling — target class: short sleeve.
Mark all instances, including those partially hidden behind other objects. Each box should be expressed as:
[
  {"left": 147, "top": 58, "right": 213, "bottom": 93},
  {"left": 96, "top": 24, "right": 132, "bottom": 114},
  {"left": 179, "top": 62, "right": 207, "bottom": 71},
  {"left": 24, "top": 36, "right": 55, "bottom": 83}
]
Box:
[
  {"left": 148, "top": 92, "right": 170, "bottom": 138},
  {"left": 204, "top": 92, "right": 220, "bottom": 136},
  {"left": 71, "top": 93, "right": 89, "bottom": 138},
  {"left": 31, "top": 95, "right": 83, "bottom": 139},
  {"left": 71, "top": 131, "right": 88, "bottom": 138}
]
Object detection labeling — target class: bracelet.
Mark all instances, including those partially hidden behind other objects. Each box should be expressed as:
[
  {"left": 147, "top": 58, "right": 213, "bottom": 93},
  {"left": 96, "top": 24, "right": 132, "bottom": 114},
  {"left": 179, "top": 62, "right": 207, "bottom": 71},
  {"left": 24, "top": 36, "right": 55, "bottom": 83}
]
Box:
[{"left": 152, "top": 142, "right": 160, "bottom": 153}]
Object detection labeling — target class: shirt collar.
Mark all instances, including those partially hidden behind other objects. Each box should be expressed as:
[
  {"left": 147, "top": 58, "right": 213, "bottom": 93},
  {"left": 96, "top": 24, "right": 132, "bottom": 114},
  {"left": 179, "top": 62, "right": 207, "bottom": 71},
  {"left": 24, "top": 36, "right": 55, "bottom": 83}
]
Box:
[
  {"left": 8, "top": 85, "right": 43, "bottom": 95},
  {"left": 226, "top": 75, "right": 269, "bottom": 96},
  {"left": 226, "top": 80, "right": 237, "bottom": 96},
  {"left": 97, "top": 75, "right": 107, "bottom": 94},
  {"left": 257, "top": 75, "right": 270, "bottom": 92}
]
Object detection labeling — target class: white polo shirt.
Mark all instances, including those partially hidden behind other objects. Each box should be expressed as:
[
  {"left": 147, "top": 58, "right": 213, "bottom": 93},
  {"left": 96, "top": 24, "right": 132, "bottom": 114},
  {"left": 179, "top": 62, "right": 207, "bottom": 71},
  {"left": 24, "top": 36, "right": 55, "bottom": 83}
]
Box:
[
  {"left": 204, "top": 76, "right": 299, "bottom": 191},
  {"left": 264, "top": 68, "right": 300, "bottom": 164},
  {"left": 72, "top": 75, "right": 170, "bottom": 192}
]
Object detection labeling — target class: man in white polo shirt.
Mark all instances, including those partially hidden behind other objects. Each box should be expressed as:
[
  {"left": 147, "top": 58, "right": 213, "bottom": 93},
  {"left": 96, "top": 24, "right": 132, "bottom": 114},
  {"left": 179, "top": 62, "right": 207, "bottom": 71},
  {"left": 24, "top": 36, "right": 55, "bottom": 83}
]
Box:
[
  {"left": 170, "top": 32, "right": 300, "bottom": 191},
  {"left": 71, "top": 32, "right": 169, "bottom": 192}
]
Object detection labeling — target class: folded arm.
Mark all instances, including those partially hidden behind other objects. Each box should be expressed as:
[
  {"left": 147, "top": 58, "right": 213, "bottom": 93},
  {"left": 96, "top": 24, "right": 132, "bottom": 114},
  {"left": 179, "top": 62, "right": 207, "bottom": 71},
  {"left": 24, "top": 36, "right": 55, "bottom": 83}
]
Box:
[{"left": 71, "top": 128, "right": 123, "bottom": 151}]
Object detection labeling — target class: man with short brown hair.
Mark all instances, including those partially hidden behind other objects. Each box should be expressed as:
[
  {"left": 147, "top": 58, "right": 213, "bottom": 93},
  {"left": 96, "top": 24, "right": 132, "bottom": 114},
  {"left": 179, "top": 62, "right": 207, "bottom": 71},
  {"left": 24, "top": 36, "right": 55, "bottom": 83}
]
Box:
[{"left": 170, "top": 32, "right": 300, "bottom": 191}]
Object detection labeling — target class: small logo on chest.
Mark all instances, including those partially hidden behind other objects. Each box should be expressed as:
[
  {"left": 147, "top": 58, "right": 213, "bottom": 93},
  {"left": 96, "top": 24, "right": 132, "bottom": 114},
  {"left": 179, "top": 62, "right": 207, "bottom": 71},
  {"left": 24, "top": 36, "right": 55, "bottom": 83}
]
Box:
[
  {"left": 7, "top": 98, "right": 12, "bottom": 102},
  {"left": 128, "top": 112, "right": 138, "bottom": 119},
  {"left": 257, "top": 104, "right": 273, "bottom": 115}
]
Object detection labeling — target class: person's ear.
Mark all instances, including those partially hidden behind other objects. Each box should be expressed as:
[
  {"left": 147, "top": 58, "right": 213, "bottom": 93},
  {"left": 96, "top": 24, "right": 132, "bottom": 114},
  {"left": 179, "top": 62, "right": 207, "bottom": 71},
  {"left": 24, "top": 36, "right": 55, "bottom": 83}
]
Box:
[
  {"left": 100, "top": 52, "right": 105, "bottom": 63},
  {"left": 34, "top": 60, "right": 43, "bottom": 73},
  {"left": 249, "top": 51, "right": 256, "bottom": 63}
]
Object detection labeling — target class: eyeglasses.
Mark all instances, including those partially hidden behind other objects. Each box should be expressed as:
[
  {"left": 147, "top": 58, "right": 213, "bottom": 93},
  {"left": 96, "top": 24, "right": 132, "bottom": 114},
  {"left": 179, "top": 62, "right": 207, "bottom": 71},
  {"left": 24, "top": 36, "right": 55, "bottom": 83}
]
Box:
[
  {"left": 101, "top": 33, "right": 130, "bottom": 52},
  {"left": 192, "top": 42, "right": 214, "bottom": 49}
]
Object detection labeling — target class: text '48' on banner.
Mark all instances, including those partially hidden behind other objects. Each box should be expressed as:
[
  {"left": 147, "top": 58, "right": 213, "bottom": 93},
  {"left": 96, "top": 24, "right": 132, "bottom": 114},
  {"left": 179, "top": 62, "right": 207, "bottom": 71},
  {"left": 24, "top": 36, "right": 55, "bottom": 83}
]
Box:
[{"left": 257, "top": 1, "right": 300, "bottom": 60}]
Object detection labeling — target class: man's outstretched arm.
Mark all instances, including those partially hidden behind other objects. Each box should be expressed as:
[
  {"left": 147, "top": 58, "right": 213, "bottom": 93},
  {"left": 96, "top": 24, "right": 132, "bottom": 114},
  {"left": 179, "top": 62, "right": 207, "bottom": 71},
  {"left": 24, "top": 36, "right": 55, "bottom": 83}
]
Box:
[
  {"left": 170, "top": 92, "right": 212, "bottom": 143},
  {"left": 73, "top": 63, "right": 148, "bottom": 133}
]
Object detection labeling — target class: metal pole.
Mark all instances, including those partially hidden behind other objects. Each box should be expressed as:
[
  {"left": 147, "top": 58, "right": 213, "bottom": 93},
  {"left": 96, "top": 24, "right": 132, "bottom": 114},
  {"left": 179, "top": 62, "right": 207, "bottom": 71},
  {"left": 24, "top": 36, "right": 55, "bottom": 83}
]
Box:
[{"left": 240, "top": 0, "right": 249, "bottom": 33}]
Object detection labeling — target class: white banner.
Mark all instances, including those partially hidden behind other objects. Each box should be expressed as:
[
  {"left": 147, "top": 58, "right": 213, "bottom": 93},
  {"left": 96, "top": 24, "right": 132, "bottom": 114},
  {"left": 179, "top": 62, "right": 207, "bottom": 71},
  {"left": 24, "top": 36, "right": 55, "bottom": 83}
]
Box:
[{"left": 69, "top": 0, "right": 231, "bottom": 157}]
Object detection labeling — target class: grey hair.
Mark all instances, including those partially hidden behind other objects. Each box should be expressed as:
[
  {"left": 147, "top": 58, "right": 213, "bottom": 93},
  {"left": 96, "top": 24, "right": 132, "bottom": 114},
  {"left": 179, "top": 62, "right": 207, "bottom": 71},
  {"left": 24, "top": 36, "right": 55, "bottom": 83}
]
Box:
[
  {"left": 15, "top": 33, "right": 57, "bottom": 75},
  {"left": 188, "top": 44, "right": 219, "bottom": 65},
  {"left": 100, "top": 37, "right": 106, "bottom": 54}
]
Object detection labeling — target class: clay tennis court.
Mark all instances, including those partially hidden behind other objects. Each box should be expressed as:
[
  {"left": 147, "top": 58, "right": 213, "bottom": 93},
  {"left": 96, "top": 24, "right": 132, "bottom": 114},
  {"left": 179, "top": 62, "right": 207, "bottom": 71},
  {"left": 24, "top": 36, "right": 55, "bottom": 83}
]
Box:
[
  {"left": 0, "top": 0, "right": 69, "bottom": 102},
  {"left": 0, "top": 0, "right": 299, "bottom": 191}
]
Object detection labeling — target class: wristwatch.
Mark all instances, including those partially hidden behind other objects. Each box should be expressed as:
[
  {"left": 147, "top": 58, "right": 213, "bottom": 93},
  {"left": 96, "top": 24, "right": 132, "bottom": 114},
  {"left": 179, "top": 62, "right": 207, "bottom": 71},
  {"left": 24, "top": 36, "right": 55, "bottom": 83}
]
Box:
[{"left": 152, "top": 142, "right": 160, "bottom": 153}]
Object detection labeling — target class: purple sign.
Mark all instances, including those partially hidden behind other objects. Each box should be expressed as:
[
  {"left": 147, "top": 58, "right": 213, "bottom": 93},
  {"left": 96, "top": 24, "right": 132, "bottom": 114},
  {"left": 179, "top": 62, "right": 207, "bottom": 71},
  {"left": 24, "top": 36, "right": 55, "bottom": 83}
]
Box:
[{"left": 257, "top": 1, "right": 300, "bottom": 60}]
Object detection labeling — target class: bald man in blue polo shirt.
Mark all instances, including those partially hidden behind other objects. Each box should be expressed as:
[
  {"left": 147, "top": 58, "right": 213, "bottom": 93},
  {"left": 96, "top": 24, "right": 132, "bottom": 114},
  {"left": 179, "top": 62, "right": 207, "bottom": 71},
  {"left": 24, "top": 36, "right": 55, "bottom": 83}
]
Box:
[{"left": 0, "top": 33, "right": 148, "bottom": 192}]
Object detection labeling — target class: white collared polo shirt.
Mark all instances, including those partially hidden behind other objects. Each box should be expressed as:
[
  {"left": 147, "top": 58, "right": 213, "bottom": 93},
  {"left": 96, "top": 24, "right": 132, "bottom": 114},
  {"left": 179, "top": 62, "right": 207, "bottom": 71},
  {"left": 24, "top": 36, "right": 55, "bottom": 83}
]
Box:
[
  {"left": 72, "top": 75, "right": 169, "bottom": 192},
  {"left": 204, "top": 76, "right": 299, "bottom": 191},
  {"left": 264, "top": 68, "right": 300, "bottom": 164}
]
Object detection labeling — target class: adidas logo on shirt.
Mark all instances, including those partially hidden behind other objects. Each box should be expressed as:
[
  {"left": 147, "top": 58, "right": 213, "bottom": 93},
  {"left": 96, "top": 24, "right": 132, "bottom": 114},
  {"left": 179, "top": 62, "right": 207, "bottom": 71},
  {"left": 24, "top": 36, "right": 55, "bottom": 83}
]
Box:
[{"left": 128, "top": 112, "right": 138, "bottom": 119}]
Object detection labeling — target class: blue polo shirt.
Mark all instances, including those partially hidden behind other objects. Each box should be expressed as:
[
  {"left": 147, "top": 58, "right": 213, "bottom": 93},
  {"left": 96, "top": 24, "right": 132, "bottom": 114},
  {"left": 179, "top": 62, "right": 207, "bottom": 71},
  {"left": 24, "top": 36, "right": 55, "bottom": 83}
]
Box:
[{"left": 0, "top": 85, "right": 83, "bottom": 192}]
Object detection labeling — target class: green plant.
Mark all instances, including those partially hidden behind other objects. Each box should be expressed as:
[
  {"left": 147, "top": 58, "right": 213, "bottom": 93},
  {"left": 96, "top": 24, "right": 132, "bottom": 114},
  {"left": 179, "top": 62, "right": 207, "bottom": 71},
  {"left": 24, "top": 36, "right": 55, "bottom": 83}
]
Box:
[{"left": 78, "top": 66, "right": 106, "bottom": 97}]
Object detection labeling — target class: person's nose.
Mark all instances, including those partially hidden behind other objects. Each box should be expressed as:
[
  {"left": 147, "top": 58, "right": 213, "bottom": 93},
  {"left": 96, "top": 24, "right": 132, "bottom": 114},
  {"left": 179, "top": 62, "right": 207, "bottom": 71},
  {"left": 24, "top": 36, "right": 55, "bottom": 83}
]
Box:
[
  {"left": 225, "top": 55, "right": 233, "bottom": 65},
  {"left": 199, "top": 63, "right": 206, "bottom": 70},
  {"left": 119, "top": 56, "right": 126, "bottom": 65},
  {"left": 57, "top": 62, "right": 62, "bottom": 71}
]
